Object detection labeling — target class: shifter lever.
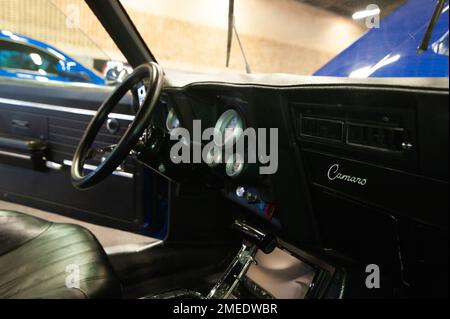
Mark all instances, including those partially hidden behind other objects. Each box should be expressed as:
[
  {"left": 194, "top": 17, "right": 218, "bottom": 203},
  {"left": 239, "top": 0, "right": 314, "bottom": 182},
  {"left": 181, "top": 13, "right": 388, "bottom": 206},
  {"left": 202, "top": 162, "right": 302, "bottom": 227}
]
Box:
[{"left": 232, "top": 220, "right": 277, "bottom": 254}]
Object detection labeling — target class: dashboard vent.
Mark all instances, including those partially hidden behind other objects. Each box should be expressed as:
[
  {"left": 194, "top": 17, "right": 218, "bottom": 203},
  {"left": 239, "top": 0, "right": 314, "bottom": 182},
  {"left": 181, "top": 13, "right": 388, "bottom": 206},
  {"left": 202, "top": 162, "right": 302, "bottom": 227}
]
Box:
[
  {"left": 300, "top": 117, "right": 344, "bottom": 142},
  {"left": 346, "top": 123, "right": 406, "bottom": 152}
]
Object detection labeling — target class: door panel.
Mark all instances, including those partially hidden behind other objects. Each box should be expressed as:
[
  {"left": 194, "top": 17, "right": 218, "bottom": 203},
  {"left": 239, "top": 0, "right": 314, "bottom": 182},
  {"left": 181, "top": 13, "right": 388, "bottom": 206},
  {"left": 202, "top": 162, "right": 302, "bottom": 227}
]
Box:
[{"left": 0, "top": 79, "right": 148, "bottom": 233}]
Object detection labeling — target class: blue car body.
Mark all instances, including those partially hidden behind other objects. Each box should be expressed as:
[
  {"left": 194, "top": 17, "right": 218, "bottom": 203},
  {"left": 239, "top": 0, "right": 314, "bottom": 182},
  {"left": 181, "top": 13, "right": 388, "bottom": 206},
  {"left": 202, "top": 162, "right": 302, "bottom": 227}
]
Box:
[
  {"left": 0, "top": 30, "right": 105, "bottom": 85},
  {"left": 314, "top": 0, "right": 449, "bottom": 77}
]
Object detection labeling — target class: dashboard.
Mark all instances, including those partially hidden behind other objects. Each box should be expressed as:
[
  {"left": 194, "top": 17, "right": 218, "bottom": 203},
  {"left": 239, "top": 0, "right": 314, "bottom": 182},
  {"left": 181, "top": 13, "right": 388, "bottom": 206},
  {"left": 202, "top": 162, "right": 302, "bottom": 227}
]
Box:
[{"left": 134, "top": 81, "right": 448, "bottom": 295}]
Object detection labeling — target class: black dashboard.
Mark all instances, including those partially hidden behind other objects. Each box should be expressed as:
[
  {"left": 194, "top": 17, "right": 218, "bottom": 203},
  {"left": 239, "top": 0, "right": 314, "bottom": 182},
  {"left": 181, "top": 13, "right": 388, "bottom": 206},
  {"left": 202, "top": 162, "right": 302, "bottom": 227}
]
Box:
[{"left": 135, "top": 81, "right": 448, "bottom": 296}]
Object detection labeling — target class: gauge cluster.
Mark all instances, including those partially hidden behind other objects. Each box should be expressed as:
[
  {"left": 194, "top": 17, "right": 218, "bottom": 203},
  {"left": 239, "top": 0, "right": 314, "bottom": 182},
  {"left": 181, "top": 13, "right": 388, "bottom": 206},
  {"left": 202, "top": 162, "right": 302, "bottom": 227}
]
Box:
[
  {"left": 160, "top": 96, "right": 262, "bottom": 182},
  {"left": 146, "top": 94, "right": 279, "bottom": 228},
  {"left": 207, "top": 107, "right": 252, "bottom": 180},
  {"left": 210, "top": 106, "right": 279, "bottom": 227},
  {"left": 157, "top": 96, "right": 263, "bottom": 182}
]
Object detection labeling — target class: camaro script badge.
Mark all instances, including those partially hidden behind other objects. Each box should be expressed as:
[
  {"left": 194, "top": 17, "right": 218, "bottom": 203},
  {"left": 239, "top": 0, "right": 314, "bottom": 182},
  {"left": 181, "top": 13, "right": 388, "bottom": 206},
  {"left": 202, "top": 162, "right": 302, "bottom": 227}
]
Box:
[{"left": 327, "top": 163, "right": 368, "bottom": 186}]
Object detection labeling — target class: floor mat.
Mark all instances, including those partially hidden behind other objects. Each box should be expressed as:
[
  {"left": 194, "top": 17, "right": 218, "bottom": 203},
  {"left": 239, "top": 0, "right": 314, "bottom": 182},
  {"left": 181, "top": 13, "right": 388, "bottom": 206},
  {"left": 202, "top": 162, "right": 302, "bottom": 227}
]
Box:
[{"left": 0, "top": 200, "right": 158, "bottom": 249}]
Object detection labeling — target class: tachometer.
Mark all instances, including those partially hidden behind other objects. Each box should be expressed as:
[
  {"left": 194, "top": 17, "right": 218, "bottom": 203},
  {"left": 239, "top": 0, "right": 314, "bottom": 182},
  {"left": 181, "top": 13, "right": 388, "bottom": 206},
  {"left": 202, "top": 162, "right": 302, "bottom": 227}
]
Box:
[{"left": 213, "top": 109, "right": 244, "bottom": 147}]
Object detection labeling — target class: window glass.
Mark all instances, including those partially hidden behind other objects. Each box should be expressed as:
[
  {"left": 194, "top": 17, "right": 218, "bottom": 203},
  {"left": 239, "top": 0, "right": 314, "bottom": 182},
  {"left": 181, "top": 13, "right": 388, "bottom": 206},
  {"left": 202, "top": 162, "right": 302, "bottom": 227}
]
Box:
[
  {"left": 0, "top": 40, "right": 59, "bottom": 75},
  {"left": 120, "top": 0, "right": 449, "bottom": 78},
  {"left": 0, "top": 0, "right": 127, "bottom": 85}
]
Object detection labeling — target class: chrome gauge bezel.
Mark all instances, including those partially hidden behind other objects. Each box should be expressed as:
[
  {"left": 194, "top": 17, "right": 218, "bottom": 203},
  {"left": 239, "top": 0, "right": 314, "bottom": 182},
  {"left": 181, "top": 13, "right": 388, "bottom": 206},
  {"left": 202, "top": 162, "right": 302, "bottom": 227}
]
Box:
[
  {"left": 225, "top": 153, "right": 245, "bottom": 178},
  {"left": 205, "top": 146, "right": 223, "bottom": 168},
  {"left": 213, "top": 109, "right": 244, "bottom": 147},
  {"left": 166, "top": 107, "right": 180, "bottom": 132}
]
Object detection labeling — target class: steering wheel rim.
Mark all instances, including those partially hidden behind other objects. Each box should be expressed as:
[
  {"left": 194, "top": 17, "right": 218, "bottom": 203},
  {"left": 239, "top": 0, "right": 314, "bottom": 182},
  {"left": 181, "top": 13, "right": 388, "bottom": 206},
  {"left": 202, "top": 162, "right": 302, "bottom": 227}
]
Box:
[{"left": 71, "top": 62, "right": 163, "bottom": 190}]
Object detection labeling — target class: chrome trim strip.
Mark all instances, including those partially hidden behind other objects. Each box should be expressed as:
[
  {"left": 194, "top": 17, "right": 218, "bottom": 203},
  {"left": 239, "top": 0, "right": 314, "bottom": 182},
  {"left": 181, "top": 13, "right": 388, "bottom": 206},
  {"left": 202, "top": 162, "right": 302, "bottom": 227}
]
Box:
[
  {"left": 63, "top": 159, "right": 134, "bottom": 179},
  {"left": 135, "top": 240, "right": 164, "bottom": 253},
  {"left": 45, "top": 161, "right": 63, "bottom": 170},
  {"left": 105, "top": 241, "right": 163, "bottom": 255},
  {"left": 0, "top": 97, "right": 135, "bottom": 121},
  {"left": 0, "top": 149, "right": 31, "bottom": 160}
]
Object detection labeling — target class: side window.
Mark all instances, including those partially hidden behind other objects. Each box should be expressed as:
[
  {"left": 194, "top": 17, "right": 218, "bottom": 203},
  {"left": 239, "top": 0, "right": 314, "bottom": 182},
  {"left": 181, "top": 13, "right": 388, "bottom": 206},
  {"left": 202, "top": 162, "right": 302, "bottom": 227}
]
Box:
[
  {"left": 0, "top": 40, "right": 59, "bottom": 75},
  {"left": 0, "top": 0, "right": 127, "bottom": 85}
]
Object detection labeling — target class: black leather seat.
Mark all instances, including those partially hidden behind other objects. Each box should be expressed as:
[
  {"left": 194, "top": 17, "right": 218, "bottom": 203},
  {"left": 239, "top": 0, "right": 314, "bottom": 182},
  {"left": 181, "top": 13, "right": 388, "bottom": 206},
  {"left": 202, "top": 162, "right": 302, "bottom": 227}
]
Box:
[{"left": 0, "top": 210, "right": 122, "bottom": 299}]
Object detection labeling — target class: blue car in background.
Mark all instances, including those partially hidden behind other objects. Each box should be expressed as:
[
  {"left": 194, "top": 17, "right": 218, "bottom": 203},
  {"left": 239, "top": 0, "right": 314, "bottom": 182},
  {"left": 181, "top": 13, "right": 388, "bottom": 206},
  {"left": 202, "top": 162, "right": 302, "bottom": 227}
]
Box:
[
  {"left": 315, "top": 0, "right": 449, "bottom": 77},
  {"left": 0, "top": 30, "right": 105, "bottom": 85}
]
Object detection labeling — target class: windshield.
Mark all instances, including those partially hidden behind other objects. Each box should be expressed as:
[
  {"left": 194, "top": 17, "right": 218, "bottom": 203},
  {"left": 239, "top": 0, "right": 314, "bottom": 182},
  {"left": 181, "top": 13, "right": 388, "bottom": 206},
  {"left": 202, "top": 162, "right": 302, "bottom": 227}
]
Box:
[{"left": 120, "top": 0, "right": 449, "bottom": 78}]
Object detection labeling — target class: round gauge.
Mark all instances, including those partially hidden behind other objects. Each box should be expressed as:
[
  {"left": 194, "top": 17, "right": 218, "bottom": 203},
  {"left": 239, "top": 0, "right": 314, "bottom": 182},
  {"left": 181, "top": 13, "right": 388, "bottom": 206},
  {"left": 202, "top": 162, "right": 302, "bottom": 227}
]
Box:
[
  {"left": 166, "top": 107, "right": 180, "bottom": 131},
  {"left": 205, "top": 146, "right": 222, "bottom": 167},
  {"left": 225, "top": 154, "right": 245, "bottom": 178},
  {"left": 213, "top": 109, "right": 244, "bottom": 147}
]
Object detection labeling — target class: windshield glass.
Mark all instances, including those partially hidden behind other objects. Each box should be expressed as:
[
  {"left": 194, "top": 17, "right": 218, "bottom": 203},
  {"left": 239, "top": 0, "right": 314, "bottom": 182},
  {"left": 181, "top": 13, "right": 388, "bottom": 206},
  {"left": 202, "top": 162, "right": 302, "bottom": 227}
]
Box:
[{"left": 120, "top": 0, "right": 449, "bottom": 78}]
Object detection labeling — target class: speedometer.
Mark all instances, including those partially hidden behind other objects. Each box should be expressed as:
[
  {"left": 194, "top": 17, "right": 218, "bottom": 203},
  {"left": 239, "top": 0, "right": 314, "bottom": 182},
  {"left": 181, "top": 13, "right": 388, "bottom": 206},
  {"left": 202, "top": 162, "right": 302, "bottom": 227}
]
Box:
[{"left": 213, "top": 109, "right": 244, "bottom": 147}]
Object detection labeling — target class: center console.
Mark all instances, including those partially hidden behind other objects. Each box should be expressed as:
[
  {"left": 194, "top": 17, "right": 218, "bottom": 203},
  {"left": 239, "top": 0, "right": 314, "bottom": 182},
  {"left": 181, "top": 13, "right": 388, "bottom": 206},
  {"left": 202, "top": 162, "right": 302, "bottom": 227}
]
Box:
[{"left": 150, "top": 220, "right": 342, "bottom": 299}]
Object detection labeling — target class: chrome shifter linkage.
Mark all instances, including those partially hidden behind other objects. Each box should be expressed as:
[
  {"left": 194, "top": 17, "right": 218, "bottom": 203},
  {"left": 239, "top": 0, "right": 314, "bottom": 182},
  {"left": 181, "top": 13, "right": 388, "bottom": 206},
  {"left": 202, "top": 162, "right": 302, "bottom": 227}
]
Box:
[{"left": 207, "top": 243, "right": 257, "bottom": 299}]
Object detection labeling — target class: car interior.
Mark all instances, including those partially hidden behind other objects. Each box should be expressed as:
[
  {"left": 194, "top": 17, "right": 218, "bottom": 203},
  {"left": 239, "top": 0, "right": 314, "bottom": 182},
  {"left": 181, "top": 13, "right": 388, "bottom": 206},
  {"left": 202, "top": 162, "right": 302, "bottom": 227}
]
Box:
[{"left": 0, "top": 0, "right": 448, "bottom": 299}]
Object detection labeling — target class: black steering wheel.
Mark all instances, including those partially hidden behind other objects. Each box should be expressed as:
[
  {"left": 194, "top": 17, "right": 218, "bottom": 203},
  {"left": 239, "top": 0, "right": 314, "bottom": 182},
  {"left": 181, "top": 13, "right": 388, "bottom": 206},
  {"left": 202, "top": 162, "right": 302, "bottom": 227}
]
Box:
[{"left": 71, "top": 62, "right": 164, "bottom": 190}]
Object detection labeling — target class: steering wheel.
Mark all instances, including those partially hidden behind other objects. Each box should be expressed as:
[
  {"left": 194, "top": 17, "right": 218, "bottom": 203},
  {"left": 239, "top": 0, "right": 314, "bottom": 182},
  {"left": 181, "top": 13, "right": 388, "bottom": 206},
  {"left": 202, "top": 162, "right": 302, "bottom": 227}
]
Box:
[{"left": 71, "top": 62, "right": 164, "bottom": 190}]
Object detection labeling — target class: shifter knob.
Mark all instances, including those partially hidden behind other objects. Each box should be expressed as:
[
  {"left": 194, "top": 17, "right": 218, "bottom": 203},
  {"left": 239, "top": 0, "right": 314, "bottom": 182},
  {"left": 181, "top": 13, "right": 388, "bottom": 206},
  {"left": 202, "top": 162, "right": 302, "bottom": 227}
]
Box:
[{"left": 232, "top": 220, "right": 277, "bottom": 254}]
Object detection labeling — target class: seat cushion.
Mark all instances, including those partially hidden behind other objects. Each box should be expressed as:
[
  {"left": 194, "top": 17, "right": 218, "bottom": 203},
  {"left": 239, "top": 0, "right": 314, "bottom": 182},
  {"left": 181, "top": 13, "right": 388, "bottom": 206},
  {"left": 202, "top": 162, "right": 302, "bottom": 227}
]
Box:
[{"left": 0, "top": 210, "right": 122, "bottom": 299}]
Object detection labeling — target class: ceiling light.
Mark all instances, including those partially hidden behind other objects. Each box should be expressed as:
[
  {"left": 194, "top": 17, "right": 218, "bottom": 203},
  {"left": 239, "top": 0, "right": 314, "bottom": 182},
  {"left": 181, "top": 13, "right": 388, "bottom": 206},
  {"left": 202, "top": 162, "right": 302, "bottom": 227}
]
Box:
[{"left": 352, "top": 8, "right": 381, "bottom": 20}]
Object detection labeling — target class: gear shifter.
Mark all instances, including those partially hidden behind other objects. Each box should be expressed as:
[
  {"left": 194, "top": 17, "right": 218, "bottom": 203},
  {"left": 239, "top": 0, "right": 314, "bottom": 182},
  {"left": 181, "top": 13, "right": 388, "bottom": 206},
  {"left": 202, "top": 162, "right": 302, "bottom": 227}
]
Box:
[
  {"left": 232, "top": 220, "right": 277, "bottom": 254},
  {"left": 206, "top": 220, "right": 277, "bottom": 299}
]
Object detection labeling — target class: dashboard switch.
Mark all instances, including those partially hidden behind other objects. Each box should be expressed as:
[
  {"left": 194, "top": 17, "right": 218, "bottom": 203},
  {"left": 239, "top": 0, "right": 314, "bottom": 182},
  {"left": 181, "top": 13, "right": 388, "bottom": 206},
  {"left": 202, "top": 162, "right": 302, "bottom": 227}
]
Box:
[
  {"left": 236, "top": 186, "right": 246, "bottom": 198},
  {"left": 246, "top": 192, "right": 259, "bottom": 204}
]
